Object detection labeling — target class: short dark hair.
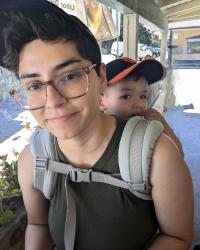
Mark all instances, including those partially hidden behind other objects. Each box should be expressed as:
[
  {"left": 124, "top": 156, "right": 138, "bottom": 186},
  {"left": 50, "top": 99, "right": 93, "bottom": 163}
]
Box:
[{"left": 1, "top": 2, "right": 101, "bottom": 75}]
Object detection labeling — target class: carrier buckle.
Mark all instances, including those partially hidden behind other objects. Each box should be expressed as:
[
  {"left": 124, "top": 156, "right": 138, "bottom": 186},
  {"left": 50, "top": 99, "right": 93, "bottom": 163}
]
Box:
[
  {"left": 36, "top": 156, "right": 48, "bottom": 169},
  {"left": 70, "top": 169, "right": 92, "bottom": 183},
  {"left": 131, "top": 181, "right": 150, "bottom": 191}
]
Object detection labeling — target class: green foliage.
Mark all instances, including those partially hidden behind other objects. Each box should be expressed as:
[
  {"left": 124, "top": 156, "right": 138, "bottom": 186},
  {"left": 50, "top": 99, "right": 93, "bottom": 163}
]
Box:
[
  {"left": 0, "top": 120, "right": 41, "bottom": 201},
  {"left": 138, "top": 23, "right": 161, "bottom": 47},
  {"left": 139, "top": 23, "right": 152, "bottom": 45},
  {"left": 0, "top": 151, "right": 22, "bottom": 225},
  {"left": 33, "top": 124, "right": 43, "bottom": 131},
  {"left": 0, "top": 116, "right": 41, "bottom": 226},
  {"left": 0, "top": 151, "right": 21, "bottom": 199},
  {"left": 23, "top": 121, "right": 42, "bottom": 131},
  {"left": 0, "top": 209, "right": 15, "bottom": 225}
]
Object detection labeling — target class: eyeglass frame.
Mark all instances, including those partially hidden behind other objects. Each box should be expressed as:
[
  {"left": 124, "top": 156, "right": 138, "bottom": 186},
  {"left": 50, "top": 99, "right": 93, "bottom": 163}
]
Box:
[{"left": 10, "top": 63, "right": 98, "bottom": 111}]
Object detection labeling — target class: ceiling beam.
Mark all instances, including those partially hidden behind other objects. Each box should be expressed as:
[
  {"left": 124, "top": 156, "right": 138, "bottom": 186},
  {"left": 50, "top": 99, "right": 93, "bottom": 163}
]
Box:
[
  {"left": 156, "top": 0, "right": 189, "bottom": 9},
  {"left": 163, "top": 0, "right": 200, "bottom": 17},
  {"left": 169, "top": 15, "right": 200, "bottom": 22},
  {"left": 167, "top": 5, "right": 200, "bottom": 19},
  {"left": 98, "top": 0, "right": 168, "bottom": 32},
  {"left": 168, "top": 10, "right": 200, "bottom": 22}
]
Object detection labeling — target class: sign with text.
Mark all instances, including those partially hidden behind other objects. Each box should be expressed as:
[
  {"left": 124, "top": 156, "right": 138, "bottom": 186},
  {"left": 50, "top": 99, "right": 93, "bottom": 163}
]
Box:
[{"left": 48, "top": 0, "right": 117, "bottom": 41}]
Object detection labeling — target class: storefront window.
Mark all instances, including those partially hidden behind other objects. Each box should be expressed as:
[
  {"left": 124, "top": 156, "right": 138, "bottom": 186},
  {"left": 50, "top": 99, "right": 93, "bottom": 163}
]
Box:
[{"left": 187, "top": 37, "right": 200, "bottom": 54}]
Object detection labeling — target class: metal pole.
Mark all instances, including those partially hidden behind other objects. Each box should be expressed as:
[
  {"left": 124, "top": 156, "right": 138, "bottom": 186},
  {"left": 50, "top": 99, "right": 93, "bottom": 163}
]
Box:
[
  {"left": 168, "top": 29, "right": 173, "bottom": 68},
  {"left": 116, "top": 10, "right": 119, "bottom": 57}
]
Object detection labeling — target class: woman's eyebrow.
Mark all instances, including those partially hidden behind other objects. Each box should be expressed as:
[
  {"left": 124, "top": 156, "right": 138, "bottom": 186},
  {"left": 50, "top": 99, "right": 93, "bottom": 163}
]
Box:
[
  {"left": 53, "top": 59, "right": 81, "bottom": 71},
  {"left": 19, "top": 73, "right": 40, "bottom": 80},
  {"left": 19, "top": 59, "right": 81, "bottom": 79}
]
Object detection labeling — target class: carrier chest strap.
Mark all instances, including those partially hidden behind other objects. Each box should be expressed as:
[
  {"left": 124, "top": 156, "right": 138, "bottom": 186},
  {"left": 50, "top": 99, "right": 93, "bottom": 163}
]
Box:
[
  {"left": 35, "top": 157, "right": 149, "bottom": 250},
  {"left": 35, "top": 157, "right": 149, "bottom": 192}
]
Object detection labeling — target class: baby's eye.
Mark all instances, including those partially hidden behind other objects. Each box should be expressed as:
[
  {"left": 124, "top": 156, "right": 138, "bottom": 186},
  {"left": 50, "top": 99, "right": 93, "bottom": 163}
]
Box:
[
  {"left": 140, "top": 95, "right": 147, "bottom": 100},
  {"left": 120, "top": 94, "right": 131, "bottom": 100}
]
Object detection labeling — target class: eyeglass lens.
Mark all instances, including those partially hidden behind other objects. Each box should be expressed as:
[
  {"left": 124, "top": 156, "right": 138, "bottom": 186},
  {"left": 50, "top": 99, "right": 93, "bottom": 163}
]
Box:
[{"left": 14, "top": 68, "right": 89, "bottom": 110}]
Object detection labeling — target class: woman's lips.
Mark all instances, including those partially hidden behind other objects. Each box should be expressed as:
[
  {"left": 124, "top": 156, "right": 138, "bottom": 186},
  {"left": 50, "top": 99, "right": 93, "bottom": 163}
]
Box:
[{"left": 48, "top": 112, "right": 78, "bottom": 123}]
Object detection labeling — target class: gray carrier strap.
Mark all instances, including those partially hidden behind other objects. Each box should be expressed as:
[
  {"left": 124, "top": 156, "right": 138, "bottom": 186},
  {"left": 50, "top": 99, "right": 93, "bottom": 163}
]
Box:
[
  {"left": 30, "top": 130, "right": 59, "bottom": 199},
  {"left": 35, "top": 158, "right": 147, "bottom": 192},
  {"left": 30, "top": 117, "right": 163, "bottom": 200},
  {"left": 64, "top": 176, "right": 76, "bottom": 250},
  {"left": 118, "top": 116, "right": 163, "bottom": 200},
  {"left": 30, "top": 130, "right": 76, "bottom": 250}
]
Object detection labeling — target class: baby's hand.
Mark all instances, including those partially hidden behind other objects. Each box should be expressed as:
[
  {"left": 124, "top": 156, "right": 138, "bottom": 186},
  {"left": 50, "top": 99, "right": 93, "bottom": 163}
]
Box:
[
  {"left": 144, "top": 108, "right": 169, "bottom": 131},
  {"left": 144, "top": 109, "right": 184, "bottom": 156}
]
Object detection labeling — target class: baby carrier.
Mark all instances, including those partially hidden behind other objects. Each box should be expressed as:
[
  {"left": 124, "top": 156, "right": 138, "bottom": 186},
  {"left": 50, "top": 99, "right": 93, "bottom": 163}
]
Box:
[{"left": 30, "top": 116, "right": 163, "bottom": 250}]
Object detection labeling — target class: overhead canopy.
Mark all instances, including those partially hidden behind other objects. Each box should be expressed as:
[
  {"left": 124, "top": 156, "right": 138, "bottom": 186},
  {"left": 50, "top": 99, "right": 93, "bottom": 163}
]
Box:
[
  {"left": 158, "top": 0, "right": 200, "bottom": 23},
  {"left": 98, "top": 0, "right": 168, "bottom": 32},
  {"left": 48, "top": 1, "right": 200, "bottom": 37},
  {"left": 98, "top": 0, "right": 200, "bottom": 32},
  {"left": 48, "top": 0, "right": 118, "bottom": 41}
]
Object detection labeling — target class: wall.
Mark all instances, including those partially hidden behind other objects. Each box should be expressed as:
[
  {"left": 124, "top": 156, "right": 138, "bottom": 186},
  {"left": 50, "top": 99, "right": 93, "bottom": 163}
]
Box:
[{"left": 172, "top": 28, "right": 200, "bottom": 53}]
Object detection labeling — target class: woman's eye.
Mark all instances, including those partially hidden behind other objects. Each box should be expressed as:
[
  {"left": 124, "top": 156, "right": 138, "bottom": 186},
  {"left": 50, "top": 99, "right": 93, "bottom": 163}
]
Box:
[
  {"left": 62, "top": 71, "right": 83, "bottom": 81},
  {"left": 63, "top": 73, "right": 76, "bottom": 81},
  {"left": 27, "top": 83, "right": 43, "bottom": 91}
]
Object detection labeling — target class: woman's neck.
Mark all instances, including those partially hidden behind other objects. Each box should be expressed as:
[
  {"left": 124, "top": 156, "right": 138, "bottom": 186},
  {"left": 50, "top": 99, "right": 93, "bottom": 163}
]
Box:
[{"left": 57, "top": 114, "right": 116, "bottom": 168}]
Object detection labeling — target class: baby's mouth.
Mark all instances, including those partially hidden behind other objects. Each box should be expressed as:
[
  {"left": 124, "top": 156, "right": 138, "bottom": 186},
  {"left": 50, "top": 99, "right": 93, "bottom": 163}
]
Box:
[{"left": 129, "top": 113, "right": 143, "bottom": 118}]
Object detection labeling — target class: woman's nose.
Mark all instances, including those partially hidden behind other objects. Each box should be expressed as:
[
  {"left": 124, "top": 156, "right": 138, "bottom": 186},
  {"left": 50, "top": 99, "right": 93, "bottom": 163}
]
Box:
[{"left": 45, "top": 84, "right": 67, "bottom": 108}]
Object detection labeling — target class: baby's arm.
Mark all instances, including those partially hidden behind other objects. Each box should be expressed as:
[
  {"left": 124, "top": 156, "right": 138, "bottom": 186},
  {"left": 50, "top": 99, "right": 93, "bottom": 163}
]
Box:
[{"left": 144, "top": 108, "right": 184, "bottom": 156}]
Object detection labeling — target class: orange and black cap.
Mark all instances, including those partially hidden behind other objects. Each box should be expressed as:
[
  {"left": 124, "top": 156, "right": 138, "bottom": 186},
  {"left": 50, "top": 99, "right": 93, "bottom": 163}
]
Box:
[{"left": 106, "top": 57, "right": 165, "bottom": 85}]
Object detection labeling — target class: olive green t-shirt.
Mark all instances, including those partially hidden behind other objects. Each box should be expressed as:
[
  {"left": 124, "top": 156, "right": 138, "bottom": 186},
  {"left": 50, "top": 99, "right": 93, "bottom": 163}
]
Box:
[{"left": 48, "top": 118, "right": 158, "bottom": 250}]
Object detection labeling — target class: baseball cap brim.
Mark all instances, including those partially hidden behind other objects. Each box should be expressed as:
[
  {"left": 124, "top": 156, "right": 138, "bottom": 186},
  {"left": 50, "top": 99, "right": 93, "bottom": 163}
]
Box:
[{"left": 108, "top": 59, "right": 165, "bottom": 85}]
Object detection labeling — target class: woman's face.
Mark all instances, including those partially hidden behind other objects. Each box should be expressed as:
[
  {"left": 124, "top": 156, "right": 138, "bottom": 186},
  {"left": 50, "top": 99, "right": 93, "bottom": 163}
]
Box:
[{"left": 18, "top": 39, "right": 106, "bottom": 140}]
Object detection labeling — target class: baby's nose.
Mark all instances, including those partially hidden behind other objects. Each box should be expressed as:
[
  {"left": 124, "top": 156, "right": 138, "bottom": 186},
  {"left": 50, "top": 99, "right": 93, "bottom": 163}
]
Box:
[{"left": 132, "top": 99, "right": 143, "bottom": 109}]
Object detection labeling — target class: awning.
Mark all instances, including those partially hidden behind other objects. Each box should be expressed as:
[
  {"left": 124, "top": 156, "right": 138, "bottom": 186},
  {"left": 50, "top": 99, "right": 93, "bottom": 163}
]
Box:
[{"left": 48, "top": 0, "right": 118, "bottom": 41}]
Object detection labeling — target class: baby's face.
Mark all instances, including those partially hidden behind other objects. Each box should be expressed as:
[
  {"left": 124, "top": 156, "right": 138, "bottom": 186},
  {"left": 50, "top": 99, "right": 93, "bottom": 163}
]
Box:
[{"left": 102, "top": 77, "right": 148, "bottom": 120}]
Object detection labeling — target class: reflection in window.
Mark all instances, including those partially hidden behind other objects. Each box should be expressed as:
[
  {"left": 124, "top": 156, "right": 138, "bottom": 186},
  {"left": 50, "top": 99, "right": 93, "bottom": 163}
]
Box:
[{"left": 187, "top": 36, "right": 200, "bottom": 54}]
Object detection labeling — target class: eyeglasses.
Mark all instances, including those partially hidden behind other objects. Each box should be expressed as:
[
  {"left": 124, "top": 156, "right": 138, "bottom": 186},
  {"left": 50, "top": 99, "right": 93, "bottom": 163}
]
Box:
[{"left": 10, "top": 64, "right": 97, "bottom": 110}]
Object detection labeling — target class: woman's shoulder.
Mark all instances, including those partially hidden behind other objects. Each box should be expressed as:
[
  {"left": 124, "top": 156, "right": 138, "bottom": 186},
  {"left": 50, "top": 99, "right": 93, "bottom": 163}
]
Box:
[{"left": 150, "top": 133, "right": 191, "bottom": 184}]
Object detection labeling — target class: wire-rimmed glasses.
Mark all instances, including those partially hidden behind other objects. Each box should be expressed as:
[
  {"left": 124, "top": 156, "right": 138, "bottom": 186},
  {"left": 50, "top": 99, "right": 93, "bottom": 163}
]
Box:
[{"left": 10, "top": 64, "right": 97, "bottom": 110}]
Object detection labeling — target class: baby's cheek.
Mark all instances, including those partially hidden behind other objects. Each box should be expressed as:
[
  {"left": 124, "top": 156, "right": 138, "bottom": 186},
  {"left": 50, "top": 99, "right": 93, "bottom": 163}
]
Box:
[
  {"left": 118, "top": 109, "right": 133, "bottom": 120},
  {"left": 111, "top": 106, "right": 126, "bottom": 118}
]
